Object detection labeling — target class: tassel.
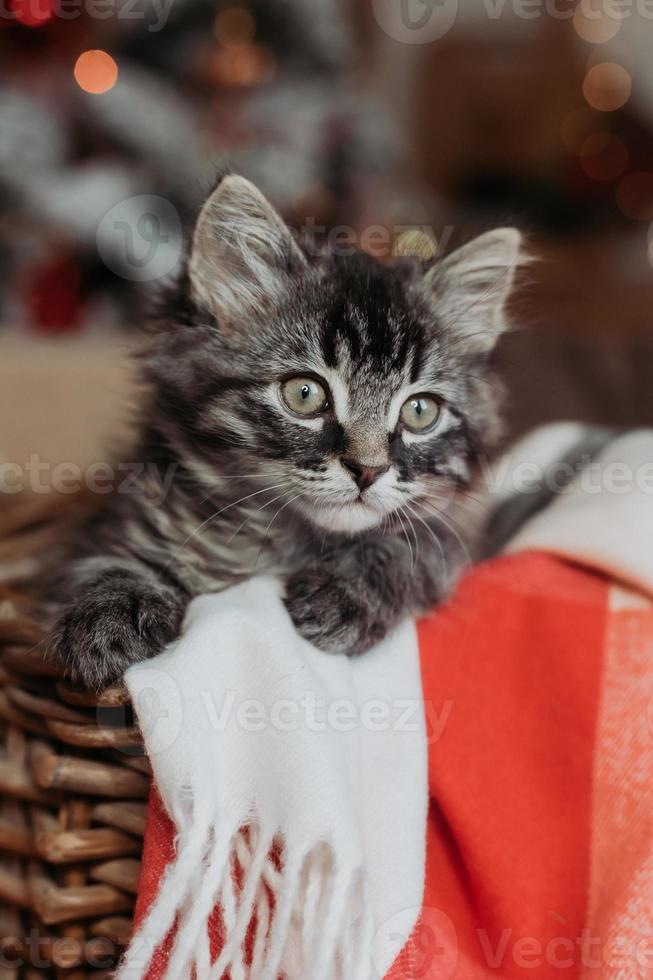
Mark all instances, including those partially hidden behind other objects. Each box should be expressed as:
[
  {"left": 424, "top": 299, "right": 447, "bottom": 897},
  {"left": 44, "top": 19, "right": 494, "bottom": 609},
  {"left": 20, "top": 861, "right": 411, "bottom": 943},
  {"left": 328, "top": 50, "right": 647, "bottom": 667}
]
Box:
[
  {"left": 118, "top": 810, "right": 214, "bottom": 979},
  {"left": 210, "top": 830, "right": 273, "bottom": 977}
]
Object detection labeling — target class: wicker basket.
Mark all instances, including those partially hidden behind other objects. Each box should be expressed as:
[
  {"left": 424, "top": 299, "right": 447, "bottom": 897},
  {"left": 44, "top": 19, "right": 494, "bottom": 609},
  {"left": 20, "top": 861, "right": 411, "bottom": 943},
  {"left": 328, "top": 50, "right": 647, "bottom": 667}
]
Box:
[{"left": 0, "top": 496, "right": 147, "bottom": 978}]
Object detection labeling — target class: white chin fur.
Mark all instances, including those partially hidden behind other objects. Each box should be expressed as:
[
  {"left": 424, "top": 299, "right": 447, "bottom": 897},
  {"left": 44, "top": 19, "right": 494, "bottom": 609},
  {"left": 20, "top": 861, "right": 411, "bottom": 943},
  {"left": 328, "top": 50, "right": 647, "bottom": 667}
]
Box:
[{"left": 303, "top": 501, "right": 385, "bottom": 533}]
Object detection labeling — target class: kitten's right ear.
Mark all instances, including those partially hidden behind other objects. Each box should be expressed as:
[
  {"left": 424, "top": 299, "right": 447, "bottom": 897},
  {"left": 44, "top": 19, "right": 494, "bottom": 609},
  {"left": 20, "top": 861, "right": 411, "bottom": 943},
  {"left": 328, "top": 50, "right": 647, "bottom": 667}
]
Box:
[
  {"left": 188, "top": 174, "right": 306, "bottom": 331},
  {"left": 422, "top": 228, "right": 526, "bottom": 354}
]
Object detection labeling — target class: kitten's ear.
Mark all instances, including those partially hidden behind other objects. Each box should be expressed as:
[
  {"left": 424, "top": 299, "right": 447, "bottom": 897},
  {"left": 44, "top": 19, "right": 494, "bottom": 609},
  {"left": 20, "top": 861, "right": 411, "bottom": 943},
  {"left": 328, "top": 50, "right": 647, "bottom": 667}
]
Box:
[
  {"left": 189, "top": 174, "right": 306, "bottom": 331},
  {"left": 422, "top": 228, "right": 526, "bottom": 353}
]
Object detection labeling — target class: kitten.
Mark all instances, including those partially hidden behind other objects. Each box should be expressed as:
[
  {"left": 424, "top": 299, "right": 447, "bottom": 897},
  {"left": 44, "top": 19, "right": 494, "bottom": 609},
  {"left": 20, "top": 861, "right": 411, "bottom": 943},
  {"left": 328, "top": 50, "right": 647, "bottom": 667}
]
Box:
[{"left": 51, "top": 174, "right": 524, "bottom": 690}]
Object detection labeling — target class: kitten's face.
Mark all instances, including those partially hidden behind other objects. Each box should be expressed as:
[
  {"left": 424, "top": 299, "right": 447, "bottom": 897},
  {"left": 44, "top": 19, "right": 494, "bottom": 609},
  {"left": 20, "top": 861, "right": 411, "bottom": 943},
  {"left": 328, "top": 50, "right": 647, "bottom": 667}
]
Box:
[
  {"left": 268, "top": 356, "right": 450, "bottom": 535},
  {"left": 150, "top": 176, "right": 523, "bottom": 535},
  {"left": 200, "top": 259, "right": 480, "bottom": 535}
]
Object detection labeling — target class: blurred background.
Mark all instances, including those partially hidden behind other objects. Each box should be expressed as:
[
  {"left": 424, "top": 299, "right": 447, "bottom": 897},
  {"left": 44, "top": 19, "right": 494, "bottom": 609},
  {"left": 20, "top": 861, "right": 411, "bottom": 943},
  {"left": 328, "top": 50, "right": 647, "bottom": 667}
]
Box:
[{"left": 1, "top": 0, "right": 653, "bottom": 477}]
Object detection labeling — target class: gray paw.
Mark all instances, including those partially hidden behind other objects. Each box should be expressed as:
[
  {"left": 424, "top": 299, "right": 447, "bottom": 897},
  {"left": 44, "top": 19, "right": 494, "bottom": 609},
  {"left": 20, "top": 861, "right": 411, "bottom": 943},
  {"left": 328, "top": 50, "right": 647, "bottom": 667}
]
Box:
[
  {"left": 53, "top": 581, "right": 185, "bottom": 691},
  {"left": 284, "top": 565, "right": 383, "bottom": 657}
]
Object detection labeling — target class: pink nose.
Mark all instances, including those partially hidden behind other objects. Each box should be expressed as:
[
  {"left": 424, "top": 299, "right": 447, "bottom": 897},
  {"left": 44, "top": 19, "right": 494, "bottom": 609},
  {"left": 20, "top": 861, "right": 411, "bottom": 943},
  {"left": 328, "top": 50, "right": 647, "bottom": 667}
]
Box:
[{"left": 341, "top": 459, "right": 389, "bottom": 492}]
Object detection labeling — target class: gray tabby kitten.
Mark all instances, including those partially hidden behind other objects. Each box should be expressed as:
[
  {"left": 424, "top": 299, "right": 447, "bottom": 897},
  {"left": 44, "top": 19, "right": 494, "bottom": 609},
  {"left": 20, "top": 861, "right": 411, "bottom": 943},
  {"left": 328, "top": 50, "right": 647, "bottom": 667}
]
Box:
[{"left": 52, "top": 175, "right": 524, "bottom": 690}]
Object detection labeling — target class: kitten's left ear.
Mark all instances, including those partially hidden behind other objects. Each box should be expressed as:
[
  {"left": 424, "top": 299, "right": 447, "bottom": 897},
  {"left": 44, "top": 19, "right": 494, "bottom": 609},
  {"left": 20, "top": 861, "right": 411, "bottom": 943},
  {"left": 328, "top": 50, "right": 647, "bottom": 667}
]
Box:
[{"left": 422, "top": 228, "right": 526, "bottom": 353}]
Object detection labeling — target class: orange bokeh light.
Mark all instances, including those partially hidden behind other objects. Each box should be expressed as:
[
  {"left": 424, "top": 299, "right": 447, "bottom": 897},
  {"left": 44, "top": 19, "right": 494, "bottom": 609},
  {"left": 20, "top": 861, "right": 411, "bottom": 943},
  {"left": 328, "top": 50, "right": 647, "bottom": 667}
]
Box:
[
  {"left": 573, "top": 6, "right": 621, "bottom": 44},
  {"left": 583, "top": 62, "right": 631, "bottom": 112},
  {"left": 211, "top": 43, "right": 274, "bottom": 87},
  {"left": 74, "top": 50, "right": 118, "bottom": 95}
]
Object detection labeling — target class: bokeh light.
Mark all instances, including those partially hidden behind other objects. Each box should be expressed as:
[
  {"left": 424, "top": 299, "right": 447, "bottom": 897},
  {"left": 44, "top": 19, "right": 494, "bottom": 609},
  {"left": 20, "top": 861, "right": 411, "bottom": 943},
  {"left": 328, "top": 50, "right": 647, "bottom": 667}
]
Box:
[
  {"left": 560, "top": 107, "right": 604, "bottom": 153},
  {"left": 74, "top": 50, "right": 119, "bottom": 95},
  {"left": 211, "top": 44, "right": 274, "bottom": 86},
  {"left": 214, "top": 6, "right": 255, "bottom": 45},
  {"left": 573, "top": 5, "right": 621, "bottom": 44},
  {"left": 579, "top": 132, "right": 628, "bottom": 181},
  {"left": 616, "top": 173, "right": 653, "bottom": 221},
  {"left": 583, "top": 62, "right": 631, "bottom": 112},
  {"left": 10, "top": 0, "right": 53, "bottom": 26}
]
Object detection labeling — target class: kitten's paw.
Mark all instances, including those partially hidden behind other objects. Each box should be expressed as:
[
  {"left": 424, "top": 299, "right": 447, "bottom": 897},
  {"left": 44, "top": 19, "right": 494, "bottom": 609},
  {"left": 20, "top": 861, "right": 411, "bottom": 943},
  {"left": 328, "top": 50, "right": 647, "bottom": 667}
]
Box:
[
  {"left": 52, "top": 583, "right": 185, "bottom": 691},
  {"left": 284, "top": 567, "right": 381, "bottom": 657}
]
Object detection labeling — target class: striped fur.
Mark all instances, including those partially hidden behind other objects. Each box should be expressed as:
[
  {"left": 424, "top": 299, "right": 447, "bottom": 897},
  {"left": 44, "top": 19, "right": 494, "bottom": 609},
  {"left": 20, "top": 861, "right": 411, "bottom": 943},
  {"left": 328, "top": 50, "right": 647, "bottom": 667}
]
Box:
[{"left": 51, "top": 176, "right": 524, "bottom": 689}]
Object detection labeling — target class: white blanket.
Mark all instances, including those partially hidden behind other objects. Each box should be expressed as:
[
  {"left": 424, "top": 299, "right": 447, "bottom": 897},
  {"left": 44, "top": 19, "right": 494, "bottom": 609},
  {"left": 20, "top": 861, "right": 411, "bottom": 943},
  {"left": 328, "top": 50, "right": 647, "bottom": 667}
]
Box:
[
  {"left": 119, "top": 576, "right": 427, "bottom": 980},
  {"left": 504, "top": 428, "right": 653, "bottom": 594}
]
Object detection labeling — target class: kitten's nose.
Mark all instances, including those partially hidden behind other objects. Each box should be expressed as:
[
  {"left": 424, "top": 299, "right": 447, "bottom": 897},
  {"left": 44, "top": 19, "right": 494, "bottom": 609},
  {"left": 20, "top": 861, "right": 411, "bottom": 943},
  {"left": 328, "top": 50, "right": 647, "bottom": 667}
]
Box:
[{"left": 341, "top": 458, "right": 389, "bottom": 492}]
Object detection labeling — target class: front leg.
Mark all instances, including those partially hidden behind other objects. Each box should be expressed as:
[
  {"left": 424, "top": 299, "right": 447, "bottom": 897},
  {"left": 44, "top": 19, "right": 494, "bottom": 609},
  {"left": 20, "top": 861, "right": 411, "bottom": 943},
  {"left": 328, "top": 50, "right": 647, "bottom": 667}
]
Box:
[
  {"left": 51, "top": 557, "right": 187, "bottom": 691},
  {"left": 284, "top": 534, "right": 449, "bottom": 656}
]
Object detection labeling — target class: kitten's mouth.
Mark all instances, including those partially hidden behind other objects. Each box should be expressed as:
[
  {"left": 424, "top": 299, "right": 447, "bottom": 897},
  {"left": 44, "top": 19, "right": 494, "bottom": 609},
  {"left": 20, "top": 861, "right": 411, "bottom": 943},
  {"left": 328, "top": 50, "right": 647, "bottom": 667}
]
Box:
[
  {"left": 302, "top": 495, "right": 386, "bottom": 533},
  {"left": 327, "top": 496, "right": 372, "bottom": 509}
]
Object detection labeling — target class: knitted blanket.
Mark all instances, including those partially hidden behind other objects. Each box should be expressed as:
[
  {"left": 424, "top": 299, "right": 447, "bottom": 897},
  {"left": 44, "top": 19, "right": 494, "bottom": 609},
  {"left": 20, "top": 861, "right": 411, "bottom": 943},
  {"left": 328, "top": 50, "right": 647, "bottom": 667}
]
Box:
[{"left": 124, "top": 425, "right": 653, "bottom": 979}]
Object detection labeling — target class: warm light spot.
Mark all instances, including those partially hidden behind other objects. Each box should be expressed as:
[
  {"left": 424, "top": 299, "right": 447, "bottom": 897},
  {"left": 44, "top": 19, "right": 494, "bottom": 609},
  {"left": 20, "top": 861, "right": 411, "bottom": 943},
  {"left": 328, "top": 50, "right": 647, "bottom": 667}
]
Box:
[
  {"left": 616, "top": 173, "right": 653, "bottom": 220},
  {"left": 74, "top": 50, "right": 118, "bottom": 95},
  {"left": 214, "top": 5, "right": 255, "bottom": 44},
  {"left": 579, "top": 132, "right": 628, "bottom": 181},
  {"left": 573, "top": 5, "right": 621, "bottom": 44},
  {"left": 211, "top": 44, "right": 274, "bottom": 87},
  {"left": 583, "top": 62, "right": 631, "bottom": 112},
  {"left": 560, "top": 108, "right": 604, "bottom": 153},
  {"left": 10, "top": 0, "right": 53, "bottom": 26}
]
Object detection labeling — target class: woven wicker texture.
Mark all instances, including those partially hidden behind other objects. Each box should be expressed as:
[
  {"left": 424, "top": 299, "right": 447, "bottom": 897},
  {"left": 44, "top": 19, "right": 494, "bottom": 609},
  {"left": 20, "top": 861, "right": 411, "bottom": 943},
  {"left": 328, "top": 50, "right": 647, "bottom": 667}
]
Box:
[{"left": 0, "top": 496, "right": 147, "bottom": 978}]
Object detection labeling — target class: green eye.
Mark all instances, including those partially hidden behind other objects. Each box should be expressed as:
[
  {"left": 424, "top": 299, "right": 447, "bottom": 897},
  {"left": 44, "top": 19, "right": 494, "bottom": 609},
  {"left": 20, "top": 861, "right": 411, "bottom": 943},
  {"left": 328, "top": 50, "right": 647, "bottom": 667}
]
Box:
[
  {"left": 281, "top": 376, "right": 329, "bottom": 416},
  {"left": 400, "top": 394, "right": 441, "bottom": 433}
]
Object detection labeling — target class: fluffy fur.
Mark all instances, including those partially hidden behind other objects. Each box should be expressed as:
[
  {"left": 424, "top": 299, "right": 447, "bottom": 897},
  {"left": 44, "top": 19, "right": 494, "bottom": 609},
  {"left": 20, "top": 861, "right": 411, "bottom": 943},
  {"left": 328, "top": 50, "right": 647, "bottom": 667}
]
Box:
[{"left": 51, "top": 175, "right": 525, "bottom": 690}]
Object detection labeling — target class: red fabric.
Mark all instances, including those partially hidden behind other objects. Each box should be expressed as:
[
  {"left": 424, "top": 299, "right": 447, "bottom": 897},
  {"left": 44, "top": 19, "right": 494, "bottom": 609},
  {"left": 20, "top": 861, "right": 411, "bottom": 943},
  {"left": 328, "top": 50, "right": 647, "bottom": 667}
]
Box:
[
  {"left": 133, "top": 552, "right": 609, "bottom": 979},
  {"left": 388, "top": 552, "right": 606, "bottom": 979}
]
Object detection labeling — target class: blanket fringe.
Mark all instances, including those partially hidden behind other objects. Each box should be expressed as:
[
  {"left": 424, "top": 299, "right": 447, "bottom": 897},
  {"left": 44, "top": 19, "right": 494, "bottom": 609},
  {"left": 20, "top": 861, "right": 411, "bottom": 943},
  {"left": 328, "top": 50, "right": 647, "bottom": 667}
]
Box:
[
  {"left": 120, "top": 816, "right": 372, "bottom": 980},
  {"left": 117, "top": 806, "right": 214, "bottom": 979}
]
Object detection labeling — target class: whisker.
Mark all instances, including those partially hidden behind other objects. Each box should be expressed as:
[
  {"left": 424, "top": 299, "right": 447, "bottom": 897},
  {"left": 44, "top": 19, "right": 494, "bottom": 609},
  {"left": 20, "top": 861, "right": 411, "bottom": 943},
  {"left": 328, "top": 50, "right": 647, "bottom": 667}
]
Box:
[
  {"left": 398, "top": 506, "right": 420, "bottom": 573},
  {"left": 410, "top": 500, "right": 472, "bottom": 567},
  {"left": 227, "top": 488, "right": 293, "bottom": 545},
  {"left": 418, "top": 500, "right": 466, "bottom": 535},
  {"left": 402, "top": 502, "right": 447, "bottom": 575},
  {"left": 248, "top": 491, "right": 304, "bottom": 581},
  {"left": 421, "top": 483, "right": 488, "bottom": 515},
  {"left": 264, "top": 491, "right": 303, "bottom": 538},
  {"left": 419, "top": 502, "right": 475, "bottom": 551},
  {"left": 394, "top": 508, "right": 414, "bottom": 573},
  {"left": 162, "top": 482, "right": 291, "bottom": 572},
  {"left": 404, "top": 507, "right": 421, "bottom": 571}
]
